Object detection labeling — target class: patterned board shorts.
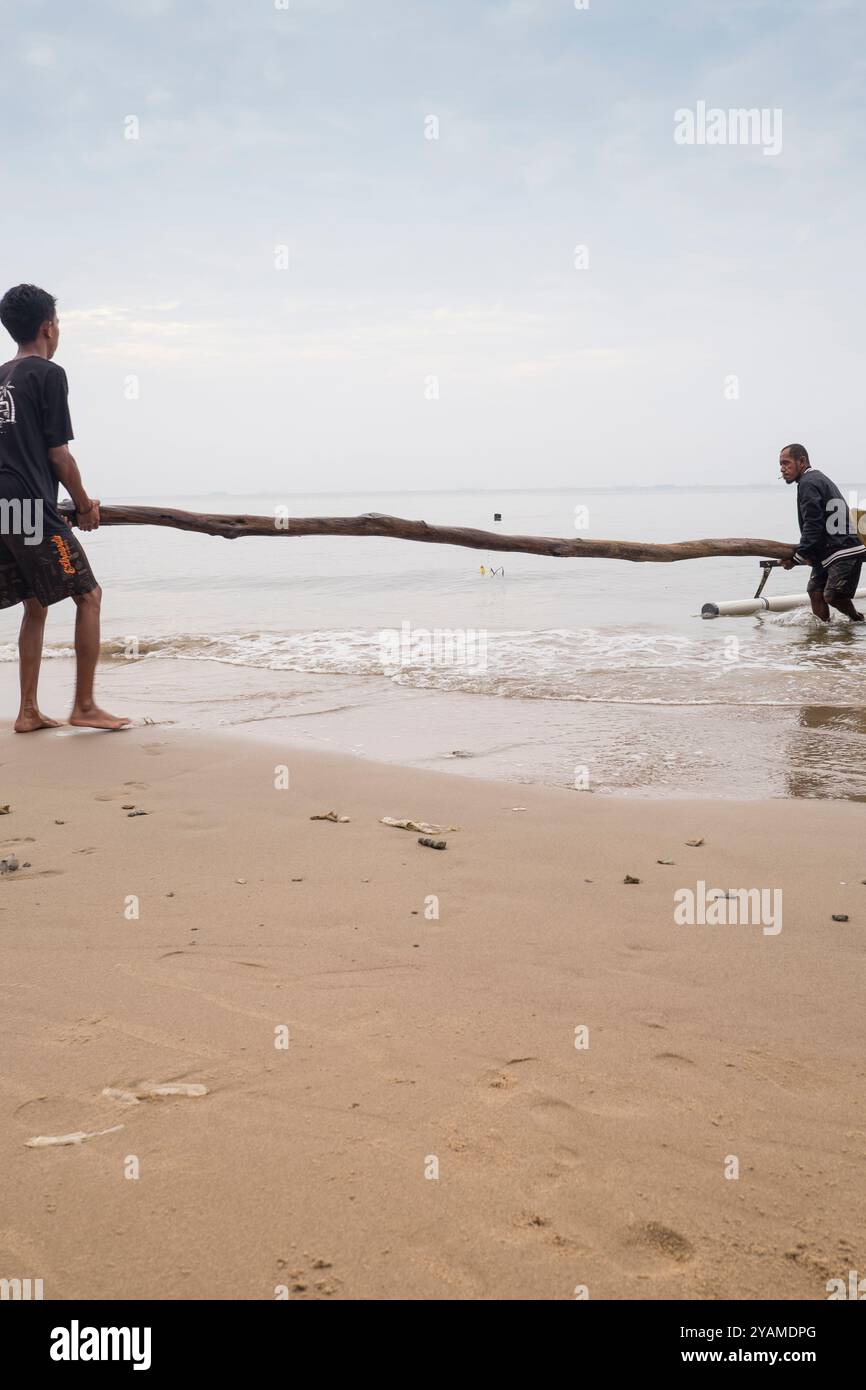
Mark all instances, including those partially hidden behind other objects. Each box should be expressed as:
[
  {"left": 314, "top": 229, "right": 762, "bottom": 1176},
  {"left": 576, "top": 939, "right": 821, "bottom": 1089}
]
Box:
[{"left": 0, "top": 519, "right": 98, "bottom": 609}]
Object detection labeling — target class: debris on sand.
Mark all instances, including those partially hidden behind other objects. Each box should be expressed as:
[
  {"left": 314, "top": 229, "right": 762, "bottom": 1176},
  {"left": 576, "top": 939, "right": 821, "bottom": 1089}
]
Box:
[
  {"left": 26, "top": 1124, "right": 124, "bottom": 1148},
  {"left": 685, "top": 838, "right": 704, "bottom": 847},
  {"left": 831, "top": 914, "right": 849, "bottom": 923},
  {"left": 103, "top": 1082, "right": 208, "bottom": 1104},
  {"left": 0, "top": 805, "right": 10, "bottom": 815},
  {"left": 418, "top": 837, "right": 447, "bottom": 850},
  {"left": 657, "top": 858, "right": 674, "bottom": 865},
  {"left": 0, "top": 854, "right": 19, "bottom": 874},
  {"left": 311, "top": 811, "right": 350, "bottom": 823},
  {"left": 127, "top": 809, "right": 149, "bottom": 818},
  {"left": 623, "top": 874, "right": 641, "bottom": 884},
  {"left": 381, "top": 817, "right": 459, "bottom": 834}
]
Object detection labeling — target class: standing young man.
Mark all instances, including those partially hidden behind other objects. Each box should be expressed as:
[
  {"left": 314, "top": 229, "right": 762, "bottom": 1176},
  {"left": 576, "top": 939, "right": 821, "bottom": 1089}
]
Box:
[
  {"left": 779, "top": 443, "right": 866, "bottom": 622},
  {"left": 0, "top": 283, "right": 129, "bottom": 730}
]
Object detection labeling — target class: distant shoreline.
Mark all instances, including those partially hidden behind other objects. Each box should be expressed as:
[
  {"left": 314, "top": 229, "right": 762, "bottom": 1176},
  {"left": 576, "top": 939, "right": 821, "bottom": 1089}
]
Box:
[{"left": 113, "top": 483, "right": 802, "bottom": 502}]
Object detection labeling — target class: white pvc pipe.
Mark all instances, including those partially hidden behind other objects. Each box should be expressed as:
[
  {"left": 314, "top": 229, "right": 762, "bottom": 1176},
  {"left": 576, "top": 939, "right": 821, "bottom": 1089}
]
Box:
[{"left": 702, "top": 587, "right": 866, "bottom": 618}]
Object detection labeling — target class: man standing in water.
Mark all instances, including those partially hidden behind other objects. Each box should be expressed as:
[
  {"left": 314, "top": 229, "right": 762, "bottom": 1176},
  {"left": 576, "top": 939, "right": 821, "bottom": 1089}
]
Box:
[
  {"left": 779, "top": 443, "right": 865, "bottom": 622},
  {"left": 0, "top": 284, "right": 129, "bottom": 730}
]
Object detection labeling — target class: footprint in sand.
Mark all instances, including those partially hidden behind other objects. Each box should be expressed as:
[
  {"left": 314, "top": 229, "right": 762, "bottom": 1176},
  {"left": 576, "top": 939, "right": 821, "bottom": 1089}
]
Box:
[
  {"left": 530, "top": 1090, "right": 641, "bottom": 1137},
  {"left": 529, "top": 1097, "right": 580, "bottom": 1145},
  {"left": 628, "top": 1220, "right": 694, "bottom": 1264},
  {"left": 94, "top": 784, "right": 149, "bottom": 801},
  {"left": 653, "top": 1052, "right": 696, "bottom": 1067},
  {"left": 480, "top": 1058, "right": 538, "bottom": 1091}
]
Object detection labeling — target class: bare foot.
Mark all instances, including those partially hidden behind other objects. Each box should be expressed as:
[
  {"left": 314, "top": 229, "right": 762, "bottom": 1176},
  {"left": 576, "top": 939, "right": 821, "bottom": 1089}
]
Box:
[
  {"left": 14, "top": 710, "right": 65, "bottom": 733},
  {"left": 69, "top": 705, "right": 131, "bottom": 731}
]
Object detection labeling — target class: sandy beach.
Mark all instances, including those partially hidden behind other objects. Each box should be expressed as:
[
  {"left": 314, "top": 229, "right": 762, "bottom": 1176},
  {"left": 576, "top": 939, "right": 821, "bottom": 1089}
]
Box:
[{"left": 1, "top": 722, "right": 864, "bottom": 1301}]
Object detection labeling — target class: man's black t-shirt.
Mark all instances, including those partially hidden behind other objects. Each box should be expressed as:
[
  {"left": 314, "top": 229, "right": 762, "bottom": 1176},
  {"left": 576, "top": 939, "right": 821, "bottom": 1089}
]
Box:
[{"left": 0, "top": 355, "right": 73, "bottom": 522}]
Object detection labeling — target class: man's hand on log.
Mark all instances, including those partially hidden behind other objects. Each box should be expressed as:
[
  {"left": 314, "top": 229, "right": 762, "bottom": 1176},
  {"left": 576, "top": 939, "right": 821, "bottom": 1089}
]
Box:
[{"left": 76, "top": 499, "right": 101, "bottom": 531}]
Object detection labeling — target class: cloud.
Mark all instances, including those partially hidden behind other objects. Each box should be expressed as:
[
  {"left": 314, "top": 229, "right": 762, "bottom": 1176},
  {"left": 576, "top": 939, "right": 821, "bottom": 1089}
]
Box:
[
  {"left": 22, "top": 41, "right": 56, "bottom": 67},
  {"left": 508, "top": 349, "right": 630, "bottom": 379}
]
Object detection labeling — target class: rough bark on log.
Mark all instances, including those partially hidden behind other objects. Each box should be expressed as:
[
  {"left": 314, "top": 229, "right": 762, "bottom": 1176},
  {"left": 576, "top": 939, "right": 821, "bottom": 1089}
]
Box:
[{"left": 59, "top": 503, "right": 797, "bottom": 562}]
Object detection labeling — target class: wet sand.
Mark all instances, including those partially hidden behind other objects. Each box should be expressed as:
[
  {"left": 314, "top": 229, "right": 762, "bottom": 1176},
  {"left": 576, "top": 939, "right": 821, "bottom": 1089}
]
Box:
[
  {"left": 1, "top": 721, "right": 864, "bottom": 1299},
  {"left": 5, "top": 654, "right": 866, "bottom": 800}
]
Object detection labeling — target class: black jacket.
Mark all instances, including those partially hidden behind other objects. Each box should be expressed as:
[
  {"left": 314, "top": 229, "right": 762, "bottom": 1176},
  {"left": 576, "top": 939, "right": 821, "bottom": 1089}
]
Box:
[{"left": 793, "top": 469, "right": 865, "bottom": 568}]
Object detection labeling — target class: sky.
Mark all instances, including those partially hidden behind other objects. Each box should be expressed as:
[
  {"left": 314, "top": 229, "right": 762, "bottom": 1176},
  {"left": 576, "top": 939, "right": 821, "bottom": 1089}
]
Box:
[{"left": 2, "top": 0, "right": 865, "bottom": 497}]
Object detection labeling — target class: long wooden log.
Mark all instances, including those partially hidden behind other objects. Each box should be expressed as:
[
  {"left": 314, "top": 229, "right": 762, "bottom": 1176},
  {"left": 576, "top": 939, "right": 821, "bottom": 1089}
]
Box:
[{"left": 59, "top": 503, "right": 797, "bottom": 562}]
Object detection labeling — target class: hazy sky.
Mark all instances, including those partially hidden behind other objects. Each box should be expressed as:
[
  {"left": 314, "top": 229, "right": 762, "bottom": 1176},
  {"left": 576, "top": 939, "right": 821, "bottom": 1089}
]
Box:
[{"left": 2, "top": 0, "right": 865, "bottom": 497}]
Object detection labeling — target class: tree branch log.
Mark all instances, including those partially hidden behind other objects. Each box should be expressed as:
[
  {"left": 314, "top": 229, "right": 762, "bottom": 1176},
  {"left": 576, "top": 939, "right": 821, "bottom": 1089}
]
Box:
[{"left": 59, "top": 503, "right": 797, "bottom": 563}]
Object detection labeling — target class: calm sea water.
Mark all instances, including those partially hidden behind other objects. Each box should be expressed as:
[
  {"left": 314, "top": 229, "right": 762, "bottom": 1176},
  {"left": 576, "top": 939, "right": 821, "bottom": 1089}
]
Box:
[{"left": 3, "top": 486, "right": 866, "bottom": 799}]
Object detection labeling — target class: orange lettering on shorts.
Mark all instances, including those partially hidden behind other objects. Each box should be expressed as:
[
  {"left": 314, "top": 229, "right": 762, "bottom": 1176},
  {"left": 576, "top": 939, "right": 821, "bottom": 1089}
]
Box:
[{"left": 50, "top": 534, "right": 76, "bottom": 576}]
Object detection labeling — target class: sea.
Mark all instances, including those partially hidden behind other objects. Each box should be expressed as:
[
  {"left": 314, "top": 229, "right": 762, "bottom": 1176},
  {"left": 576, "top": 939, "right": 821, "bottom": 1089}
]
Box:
[{"left": 3, "top": 485, "right": 866, "bottom": 800}]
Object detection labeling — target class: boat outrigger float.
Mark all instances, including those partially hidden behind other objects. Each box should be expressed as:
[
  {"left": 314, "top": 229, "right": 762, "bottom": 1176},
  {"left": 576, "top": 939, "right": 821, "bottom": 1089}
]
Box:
[{"left": 701, "top": 570, "right": 866, "bottom": 618}]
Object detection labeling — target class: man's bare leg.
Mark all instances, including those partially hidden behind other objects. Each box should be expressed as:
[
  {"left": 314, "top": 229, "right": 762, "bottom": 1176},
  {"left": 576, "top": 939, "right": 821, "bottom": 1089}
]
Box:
[
  {"left": 809, "top": 590, "right": 831, "bottom": 622},
  {"left": 14, "top": 597, "right": 64, "bottom": 732},
  {"left": 69, "top": 586, "right": 130, "bottom": 730},
  {"left": 828, "top": 595, "right": 864, "bottom": 621}
]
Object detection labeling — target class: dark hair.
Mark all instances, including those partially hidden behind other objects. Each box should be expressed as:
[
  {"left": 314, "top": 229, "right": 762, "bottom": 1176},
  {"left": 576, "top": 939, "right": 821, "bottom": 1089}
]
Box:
[
  {"left": 783, "top": 443, "right": 810, "bottom": 465},
  {"left": 0, "top": 284, "right": 57, "bottom": 345}
]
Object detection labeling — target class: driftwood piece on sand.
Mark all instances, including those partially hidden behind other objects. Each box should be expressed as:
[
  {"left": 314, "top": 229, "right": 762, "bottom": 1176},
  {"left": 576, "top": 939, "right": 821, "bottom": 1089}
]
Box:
[{"left": 59, "top": 504, "right": 797, "bottom": 563}]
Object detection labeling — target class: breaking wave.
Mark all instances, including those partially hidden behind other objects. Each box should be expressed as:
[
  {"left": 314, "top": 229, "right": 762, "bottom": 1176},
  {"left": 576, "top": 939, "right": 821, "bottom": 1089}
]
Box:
[{"left": 2, "top": 622, "right": 862, "bottom": 707}]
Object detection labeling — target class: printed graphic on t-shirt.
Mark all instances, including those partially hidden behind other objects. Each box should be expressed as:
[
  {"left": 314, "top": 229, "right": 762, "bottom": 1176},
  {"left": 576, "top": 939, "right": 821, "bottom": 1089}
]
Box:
[{"left": 0, "top": 383, "right": 15, "bottom": 433}]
